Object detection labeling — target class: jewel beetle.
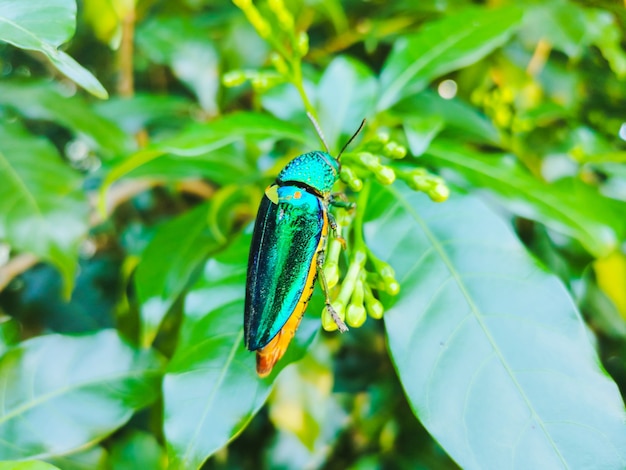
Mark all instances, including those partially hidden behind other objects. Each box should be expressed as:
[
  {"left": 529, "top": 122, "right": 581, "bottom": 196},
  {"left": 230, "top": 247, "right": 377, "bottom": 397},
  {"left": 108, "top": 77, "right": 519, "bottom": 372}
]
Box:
[{"left": 244, "top": 116, "right": 365, "bottom": 377}]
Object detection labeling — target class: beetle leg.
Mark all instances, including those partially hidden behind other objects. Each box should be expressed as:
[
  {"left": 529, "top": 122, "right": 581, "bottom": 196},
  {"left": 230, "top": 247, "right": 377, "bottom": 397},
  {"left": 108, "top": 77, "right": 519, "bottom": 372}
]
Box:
[
  {"left": 327, "top": 212, "right": 347, "bottom": 249},
  {"left": 317, "top": 252, "right": 348, "bottom": 333},
  {"left": 329, "top": 193, "right": 356, "bottom": 210}
]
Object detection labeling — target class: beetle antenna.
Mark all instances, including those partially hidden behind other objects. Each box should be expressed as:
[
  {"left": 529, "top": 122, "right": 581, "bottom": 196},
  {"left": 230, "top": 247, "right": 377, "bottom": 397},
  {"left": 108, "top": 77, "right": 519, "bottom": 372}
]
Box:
[
  {"left": 337, "top": 118, "right": 366, "bottom": 161},
  {"left": 306, "top": 112, "right": 330, "bottom": 153}
]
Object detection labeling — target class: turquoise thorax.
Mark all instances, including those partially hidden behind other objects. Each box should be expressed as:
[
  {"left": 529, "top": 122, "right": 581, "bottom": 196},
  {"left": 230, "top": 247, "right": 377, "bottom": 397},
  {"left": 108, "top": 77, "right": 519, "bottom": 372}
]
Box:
[{"left": 277, "top": 151, "right": 339, "bottom": 196}]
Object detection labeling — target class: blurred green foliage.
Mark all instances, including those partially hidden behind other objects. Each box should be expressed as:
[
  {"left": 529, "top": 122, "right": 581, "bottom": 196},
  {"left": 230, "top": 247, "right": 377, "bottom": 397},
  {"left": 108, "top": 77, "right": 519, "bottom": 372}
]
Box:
[{"left": 1, "top": 0, "right": 626, "bottom": 468}]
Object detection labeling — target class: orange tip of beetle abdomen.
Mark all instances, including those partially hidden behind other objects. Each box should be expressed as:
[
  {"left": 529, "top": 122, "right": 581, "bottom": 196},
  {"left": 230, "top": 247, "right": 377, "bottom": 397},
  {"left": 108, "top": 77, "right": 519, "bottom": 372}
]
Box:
[{"left": 256, "top": 307, "right": 305, "bottom": 378}]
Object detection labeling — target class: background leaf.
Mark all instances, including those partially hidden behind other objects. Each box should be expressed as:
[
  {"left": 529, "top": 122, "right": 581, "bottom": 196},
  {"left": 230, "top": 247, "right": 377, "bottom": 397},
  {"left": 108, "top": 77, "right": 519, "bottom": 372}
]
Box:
[
  {"left": 0, "top": 121, "right": 89, "bottom": 296},
  {"left": 420, "top": 141, "right": 625, "bottom": 257},
  {"left": 0, "top": 329, "right": 162, "bottom": 460},
  {"left": 378, "top": 6, "right": 523, "bottom": 110},
  {"left": 365, "top": 183, "right": 626, "bottom": 469},
  {"left": 135, "top": 201, "right": 225, "bottom": 347},
  {"left": 317, "top": 56, "right": 378, "bottom": 151},
  {"left": 0, "top": 0, "right": 108, "bottom": 98},
  {"left": 163, "top": 235, "right": 318, "bottom": 469}
]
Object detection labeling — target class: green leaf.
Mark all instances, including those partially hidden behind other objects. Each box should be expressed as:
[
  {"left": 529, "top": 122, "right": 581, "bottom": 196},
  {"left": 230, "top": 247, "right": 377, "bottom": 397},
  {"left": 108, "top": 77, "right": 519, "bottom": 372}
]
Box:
[
  {"left": 109, "top": 431, "right": 165, "bottom": 470},
  {"left": 0, "top": 330, "right": 162, "bottom": 460},
  {"left": 137, "top": 16, "right": 219, "bottom": 113},
  {"left": 0, "top": 80, "right": 131, "bottom": 156},
  {"left": 0, "top": 317, "right": 20, "bottom": 357},
  {"left": 94, "top": 93, "right": 195, "bottom": 135},
  {"left": 164, "top": 235, "right": 318, "bottom": 469},
  {"left": 378, "top": 6, "right": 523, "bottom": 110},
  {"left": 403, "top": 115, "right": 444, "bottom": 157},
  {"left": 99, "top": 112, "right": 307, "bottom": 214},
  {"left": 135, "top": 201, "right": 225, "bottom": 347},
  {"left": 0, "top": 462, "right": 60, "bottom": 470},
  {"left": 0, "top": 0, "right": 108, "bottom": 98},
  {"left": 365, "top": 183, "right": 626, "bottom": 469},
  {"left": 421, "top": 142, "right": 624, "bottom": 257},
  {"left": 317, "top": 56, "right": 378, "bottom": 152},
  {"left": 46, "top": 446, "right": 109, "bottom": 470},
  {"left": 395, "top": 90, "right": 500, "bottom": 146},
  {"left": 0, "top": 121, "right": 89, "bottom": 296}
]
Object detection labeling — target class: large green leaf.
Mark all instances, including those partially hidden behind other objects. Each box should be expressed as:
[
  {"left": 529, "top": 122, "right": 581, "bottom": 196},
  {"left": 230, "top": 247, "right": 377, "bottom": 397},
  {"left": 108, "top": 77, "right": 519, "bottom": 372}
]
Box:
[
  {"left": 365, "top": 183, "right": 626, "bottom": 469},
  {"left": 135, "top": 201, "right": 225, "bottom": 347},
  {"left": 0, "top": 0, "right": 107, "bottom": 98},
  {"left": 99, "top": 112, "right": 307, "bottom": 213},
  {"left": 317, "top": 56, "right": 378, "bottom": 152},
  {"left": 164, "top": 235, "right": 318, "bottom": 469},
  {"left": 420, "top": 141, "right": 624, "bottom": 257},
  {"left": 394, "top": 90, "right": 501, "bottom": 146},
  {"left": 0, "top": 81, "right": 131, "bottom": 156},
  {"left": 46, "top": 445, "right": 109, "bottom": 470},
  {"left": 377, "top": 6, "right": 523, "bottom": 111},
  {"left": 0, "top": 121, "right": 89, "bottom": 296},
  {"left": 0, "top": 330, "right": 162, "bottom": 460}
]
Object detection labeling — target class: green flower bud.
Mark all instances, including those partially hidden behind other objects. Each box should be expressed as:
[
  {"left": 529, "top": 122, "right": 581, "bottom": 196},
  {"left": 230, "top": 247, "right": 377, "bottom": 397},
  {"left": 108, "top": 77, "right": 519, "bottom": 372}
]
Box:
[
  {"left": 340, "top": 165, "right": 363, "bottom": 192},
  {"left": 322, "top": 302, "right": 346, "bottom": 331},
  {"left": 362, "top": 277, "right": 384, "bottom": 319},
  {"left": 358, "top": 152, "right": 380, "bottom": 169},
  {"left": 389, "top": 143, "right": 407, "bottom": 159},
  {"left": 251, "top": 76, "right": 269, "bottom": 91},
  {"left": 222, "top": 70, "right": 248, "bottom": 87},
  {"left": 375, "top": 166, "right": 396, "bottom": 185},
  {"left": 346, "top": 304, "right": 367, "bottom": 327},
  {"left": 429, "top": 182, "right": 450, "bottom": 202},
  {"left": 296, "top": 31, "right": 309, "bottom": 57},
  {"left": 324, "top": 262, "right": 339, "bottom": 289},
  {"left": 268, "top": 0, "right": 294, "bottom": 31},
  {"left": 233, "top": 0, "right": 271, "bottom": 38},
  {"left": 379, "top": 264, "right": 400, "bottom": 295},
  {"left": 366, "top": 297, "right": 384, "bottom": 319},
  {"left": 374, "top": 130, "right": 390, "bottom": 144},
  {"left": 322, "top": 307, "right": 338, "bottom": 331},
  {"left": 270, "top": 52, "right": 289, "bottom": 75}
]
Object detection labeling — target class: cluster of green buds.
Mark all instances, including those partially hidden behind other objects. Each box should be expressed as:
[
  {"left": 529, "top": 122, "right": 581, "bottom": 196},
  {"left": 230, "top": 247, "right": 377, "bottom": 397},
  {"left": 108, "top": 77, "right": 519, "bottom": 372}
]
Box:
[
  {"left": 227, "top": 0, "right": 310, "bottom": 94},
  {"left": 321, "top": 207, "right": 391, "bottom": 331},
  {"left": 321, "top": 132, "right": 450, "bottom": 331},
  {"left": 340, "top": 131, "right": 450, "bottom": 203},
  {"left": 222, "top": 69, "right": 284, "bottom": 92}
]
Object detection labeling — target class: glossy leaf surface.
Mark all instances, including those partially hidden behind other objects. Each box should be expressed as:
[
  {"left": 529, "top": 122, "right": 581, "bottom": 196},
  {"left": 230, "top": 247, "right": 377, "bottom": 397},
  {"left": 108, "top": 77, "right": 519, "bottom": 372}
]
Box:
[
  {"left": 365, "top": 183, "right": 626, "bottom": 469},
  {"left": 0, "top": 0, "right": 107, "bottom": 98},
  {"left": 0, "top": 330, "right": 161, "bottom": 460},
  {"left": 164, "top": 235, "right": 318, "bottom": 469},
  {"left": 420, "top": 142, "right": 625, "bottom": 257}
]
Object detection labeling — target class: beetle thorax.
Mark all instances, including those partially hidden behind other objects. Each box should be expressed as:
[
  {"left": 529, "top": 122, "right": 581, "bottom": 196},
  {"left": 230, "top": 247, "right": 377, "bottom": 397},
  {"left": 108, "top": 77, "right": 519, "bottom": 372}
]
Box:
[{"left": 277, "top": 151, "right": 339, "bottom": 196}]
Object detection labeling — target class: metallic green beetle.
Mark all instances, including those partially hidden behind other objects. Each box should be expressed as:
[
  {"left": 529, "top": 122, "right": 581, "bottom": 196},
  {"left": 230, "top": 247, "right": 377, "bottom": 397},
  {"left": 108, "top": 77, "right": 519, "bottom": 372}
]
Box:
[{"left": 244, "top": 118, "right": 364, "bottom": 377}]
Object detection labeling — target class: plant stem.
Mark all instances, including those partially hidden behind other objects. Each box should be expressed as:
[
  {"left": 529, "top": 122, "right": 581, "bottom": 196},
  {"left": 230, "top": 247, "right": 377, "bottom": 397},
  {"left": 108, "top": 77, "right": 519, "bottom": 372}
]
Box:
[{"left": 118, "top": 8, "right": 136, "bottom": 97}]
